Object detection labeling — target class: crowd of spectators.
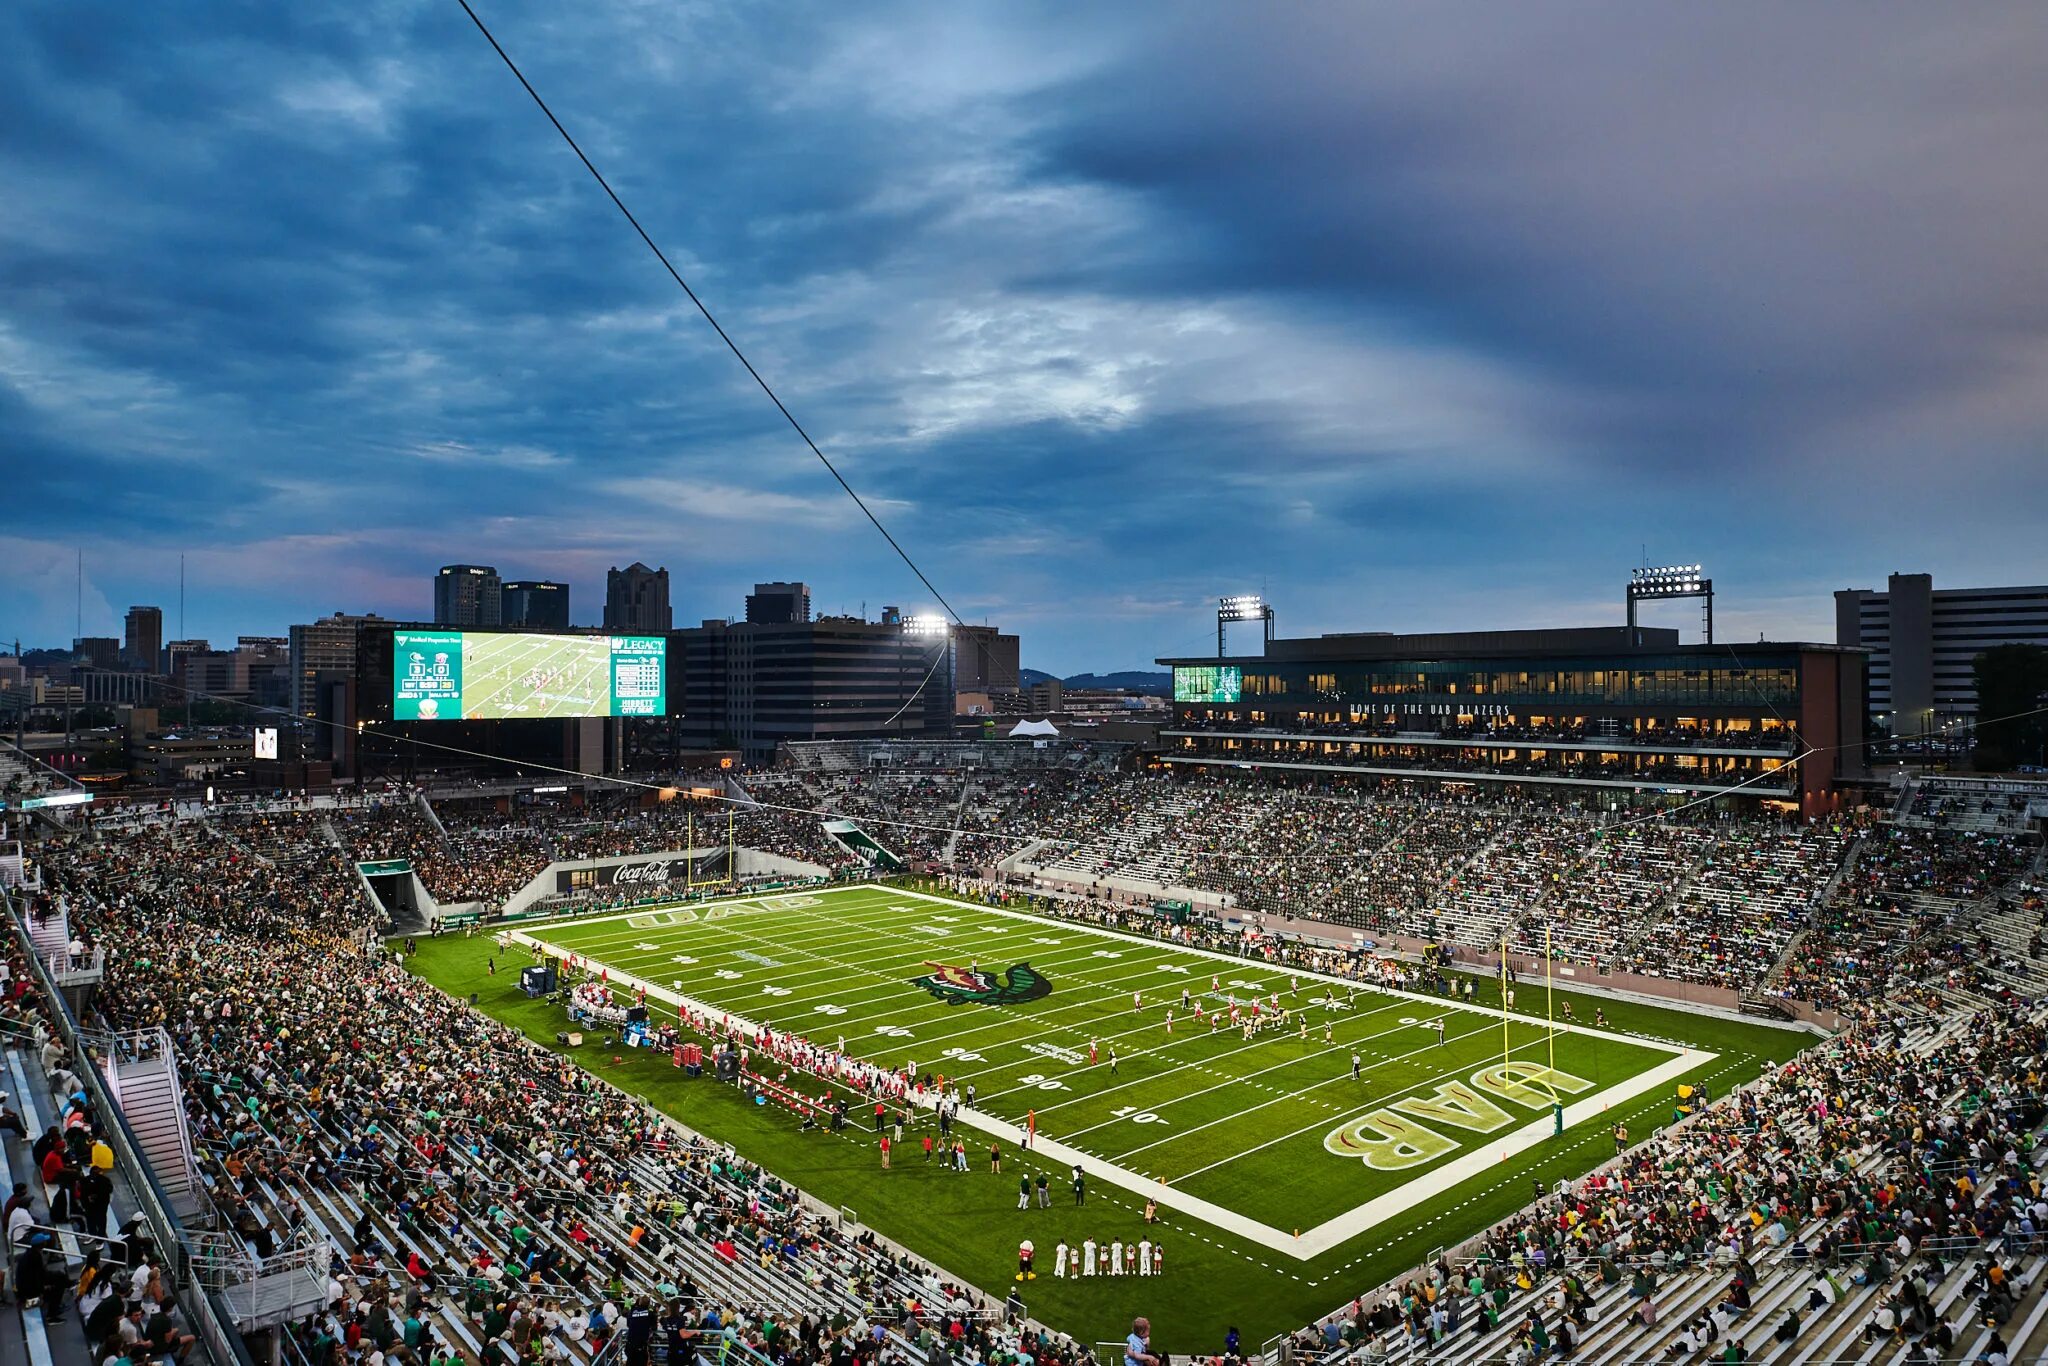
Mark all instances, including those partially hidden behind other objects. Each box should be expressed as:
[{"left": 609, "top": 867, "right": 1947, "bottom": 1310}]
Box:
[
  {"left": 320, "top": 763, "right": 2041, "bottom": 1021},
  {"left": 1165, "top": 714, "right": 1799, "bottom": 752},
  {"left": 1847, "top": 825, "right": 2038, "bottom": 904},
  {"left": 7, "top": 751, "right": 2044, "bottom": 1364},
  {"left": 2, "top": 889, "right": 209, "bottom": 1366},
  {"left": 1293, "top": 1001, "right": 2048, "bottom": 1362},
  {"left": 19, "top": 822, "right": 1074, "bottom": 1366},
  {"left": 1619, "top": 823, "right": 1853, "bottom": 991}
]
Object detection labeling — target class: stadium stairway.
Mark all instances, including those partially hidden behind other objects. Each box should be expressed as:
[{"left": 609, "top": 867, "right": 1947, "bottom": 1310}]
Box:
[
  {"left": 2, "top": 1040, "right": 163, "bottom": 1366},
  {"left": 940, "top": 776, "right": 973, "bottom": 866}
]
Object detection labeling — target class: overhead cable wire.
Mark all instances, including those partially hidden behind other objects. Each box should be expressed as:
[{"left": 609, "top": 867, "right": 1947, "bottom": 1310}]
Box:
[{"left": 451, "top": 1, "right": 1025, "bottom": 689}]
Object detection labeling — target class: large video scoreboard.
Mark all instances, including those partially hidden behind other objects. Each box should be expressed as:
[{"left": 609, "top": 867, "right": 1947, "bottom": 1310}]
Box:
[
  {"left": 1173, "top": 664, "right": 1243, "bottom": 704},
  {"left": 393, "top": 630, "right": 667, "bottom": 721}
]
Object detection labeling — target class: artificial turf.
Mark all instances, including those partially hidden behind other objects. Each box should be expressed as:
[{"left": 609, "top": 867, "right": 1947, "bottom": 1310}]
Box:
[{"left": 401, "top": 881, "right": 1812, "bottom": 1351}]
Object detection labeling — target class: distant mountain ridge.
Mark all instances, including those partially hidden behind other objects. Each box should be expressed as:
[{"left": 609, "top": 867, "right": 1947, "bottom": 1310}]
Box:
[{"left": 1018, "top": 669, "right": 1171, "bottom": 696}]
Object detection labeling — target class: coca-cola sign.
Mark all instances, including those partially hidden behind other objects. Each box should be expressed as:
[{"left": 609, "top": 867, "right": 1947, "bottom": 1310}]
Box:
[{"left": 597, "top": 856, "right": 691, "bottom": 888}]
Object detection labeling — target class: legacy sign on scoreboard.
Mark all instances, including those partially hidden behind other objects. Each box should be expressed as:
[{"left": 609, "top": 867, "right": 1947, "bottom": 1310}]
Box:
[
  {"left": 1173, "top": 664, "right": 1243, "bottom": 704},
  {"left": 394, "top": 630, "right": 667, "bottom": 721}
]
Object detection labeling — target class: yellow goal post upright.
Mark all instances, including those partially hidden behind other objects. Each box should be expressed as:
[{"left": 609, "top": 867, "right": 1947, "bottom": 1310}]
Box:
[{"left": 683, "top": 802, "right": 739, "bottom": 891}]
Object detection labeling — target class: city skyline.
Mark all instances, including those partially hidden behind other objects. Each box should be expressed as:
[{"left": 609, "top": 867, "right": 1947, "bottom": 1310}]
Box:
[{"left": 5, "top": 3, "right": 2048, "bottom": 674}]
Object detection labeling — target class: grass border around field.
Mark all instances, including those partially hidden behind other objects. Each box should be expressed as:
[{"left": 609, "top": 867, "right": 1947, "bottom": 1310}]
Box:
[{"left": 399, "top": 879, "right": 1815, "bottom": 1350}]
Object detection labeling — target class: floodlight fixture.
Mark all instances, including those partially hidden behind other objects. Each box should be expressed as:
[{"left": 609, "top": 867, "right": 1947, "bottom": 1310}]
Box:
[
  {"left": 1216, "top": 593, "right": 1276, "bottom": 656},
  {"left": 1626, "top": 562, "right": 1714, "bottom": 642}
]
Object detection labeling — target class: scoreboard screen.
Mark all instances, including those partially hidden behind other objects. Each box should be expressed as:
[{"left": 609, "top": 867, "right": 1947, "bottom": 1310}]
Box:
[
  {"left": 1173, "top": 665, "right": 1243, "bottom": 704},
  {"left": 393, "top": 631, "right": 667, "bottom": 721}
]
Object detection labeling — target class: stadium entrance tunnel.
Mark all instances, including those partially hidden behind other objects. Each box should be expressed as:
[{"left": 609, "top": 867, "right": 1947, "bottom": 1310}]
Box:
[{"left": 822, "top": 819, "right": 905, "bottom": 871}]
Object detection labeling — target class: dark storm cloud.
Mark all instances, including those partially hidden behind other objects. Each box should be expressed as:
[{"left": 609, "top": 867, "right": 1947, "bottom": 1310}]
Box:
[
  {"left": 1029, "top": 4, "right": 2048, "bottom": 464},
  {"left": 2, "top": 1, "right": 2044, "bottom": 668}
]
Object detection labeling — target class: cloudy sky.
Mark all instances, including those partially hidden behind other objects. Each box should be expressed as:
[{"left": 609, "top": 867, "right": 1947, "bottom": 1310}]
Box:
[{"left": 5, "top": 2, "right": 2046, "bottom": 673}]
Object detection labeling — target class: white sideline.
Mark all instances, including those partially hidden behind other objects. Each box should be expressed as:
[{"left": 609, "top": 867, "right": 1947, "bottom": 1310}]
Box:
[{"left": 506, "top": 884, "right": 1714, "bottom": 1261}]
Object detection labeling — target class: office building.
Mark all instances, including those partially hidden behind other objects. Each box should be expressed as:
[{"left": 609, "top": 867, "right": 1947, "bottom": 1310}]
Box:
[
  {"left": 604, "top": 563, "right": 672, "bottom": 633},
  {"left": 164, "top": 639, "right": 210, "bottom": 693},
  {"left": 745, "top": 582, "right": 811, "bottom": 625},
  {"left": 501, "top": 580, "right": 570, "bottom": 630},
  {"left": 1836, "top": 573, "right": 2048, "bottom": 730},
  {"left": 170, "top": 646, "right": 239, "bottom": 702},
  {"left": 434, "top": 565, "right": 503, "bottom": 627},
  {"left": 77, "top": 666, "right": 162, "bottom": 706},
  {"left": 950, "top": 623, "right": 1021, "bottom": 702},
  {"left": 672, "top": 613, "right": 955, "bottom": 760},
  {"left": 124, "top": 605, "right": 163, "bottom": 672},
  {"left": 289, "top": 612, "right": 390, "bottom": 718},
  {"left": 1160, "top": 625, "right": 1866, "bottom": 815},
  {"left": 235, "top": 637, "right": 291, "bottom": 709},
  {"left": 72, "top": 637, "right": 121, "bottom": 670}
]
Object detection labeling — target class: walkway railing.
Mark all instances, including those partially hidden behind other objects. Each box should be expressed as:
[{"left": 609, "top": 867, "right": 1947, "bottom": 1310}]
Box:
[{"left": 1, "top": 884, "right": 258, "bottom": 1366}]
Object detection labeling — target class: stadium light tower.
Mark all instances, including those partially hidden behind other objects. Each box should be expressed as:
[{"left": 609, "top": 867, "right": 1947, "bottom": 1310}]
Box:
[
  {"left": 1218, "top": 594, "right": 1275, "bottom": 657},
  {"left": 1627, "top": 564, "right": 1714, "bottom": 643}
]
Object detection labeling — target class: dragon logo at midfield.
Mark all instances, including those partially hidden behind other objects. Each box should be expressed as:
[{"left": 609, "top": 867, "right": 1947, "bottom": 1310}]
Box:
[{"left": 912, "top": 961, "right": 1052, "bottom": 1007}]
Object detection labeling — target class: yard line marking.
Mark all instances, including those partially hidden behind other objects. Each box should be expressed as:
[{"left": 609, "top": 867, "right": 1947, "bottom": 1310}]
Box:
[
  {"left": 1027, "top": 1006, "right": 1480, "bottom": 1130},
  {"left": 1090, "top": 1011, "right": 1517, "bottom": 1154},
  {"left": 553, "top": 911, "right": 1217, "bottom": 1043},
  {"left": 511, "top": 883, "right": 1710, "bottom": 1260},
  {"left": 547, "top": 898, "right": 1286, "bottom": 1058},
  {"left": 973, "top": 996, "right": 1415, "bottom": 1113}
]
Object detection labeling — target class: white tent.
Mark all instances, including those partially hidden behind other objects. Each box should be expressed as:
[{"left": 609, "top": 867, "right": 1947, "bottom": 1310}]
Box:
[{"left": 1007, "top": 718, "right": 1060, "bottom": 738}]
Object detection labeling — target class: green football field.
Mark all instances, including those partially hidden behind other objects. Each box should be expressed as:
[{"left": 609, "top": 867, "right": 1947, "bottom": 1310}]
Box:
[
  {"left": 526, "top": 885, "right": 1698, "bottom": 1240},
  {"left": 407, "top": 882, "right": 1811, "bottom": 1348},
  {"left": 460, "top": 632, "right": 612, "bottom": 718}
]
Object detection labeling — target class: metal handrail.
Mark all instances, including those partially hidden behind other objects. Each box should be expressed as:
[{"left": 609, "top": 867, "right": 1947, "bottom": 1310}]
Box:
[{"left": 0, "top": 884, "right": 258, "bottom": 1366}]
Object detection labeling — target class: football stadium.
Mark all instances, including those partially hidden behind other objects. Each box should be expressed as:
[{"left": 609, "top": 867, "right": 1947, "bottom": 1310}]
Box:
[
  {"left": 9, "top": 7, "right": 2048, "bottom": 1366},
  {"left": 8, "top": 730, "right": 2047, "bottom": 1365}
]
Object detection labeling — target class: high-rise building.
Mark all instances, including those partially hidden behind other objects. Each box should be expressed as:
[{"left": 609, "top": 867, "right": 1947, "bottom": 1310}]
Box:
[
  {"left": 502, "top": 580, "right": 570, "bottom": 630},
  {"left": 949, "top": 623, "right": 1022, "bottom": 701},
  {"left": 745, "top": 582, "right": 811, "bottom": 625},
  {"left": 672, "top": 610, "right": 953, "bottom": 760},
  {"left": 289, "top": 612, "right": 390, "bottom": 718},
  {"left": 235, "top": 636, "right": 291, "bottom": 709},
  {"left": 124, "top": 605, "right": 163, "bottom": 672},
  {"left": 72, "top": 637, "right": 121, "bottom": 670},
  {"left": 171, "top": 646, "right": 241, "bottom": 702},
  {"left": 434, "top": 565, "right": 502, "bottom": 627},
  {"left": 1837, "top": 573, "right": 2048, "bottom": 730},
  {"left": 604, "top": 563, "right": 672, "bottom": 633}
]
